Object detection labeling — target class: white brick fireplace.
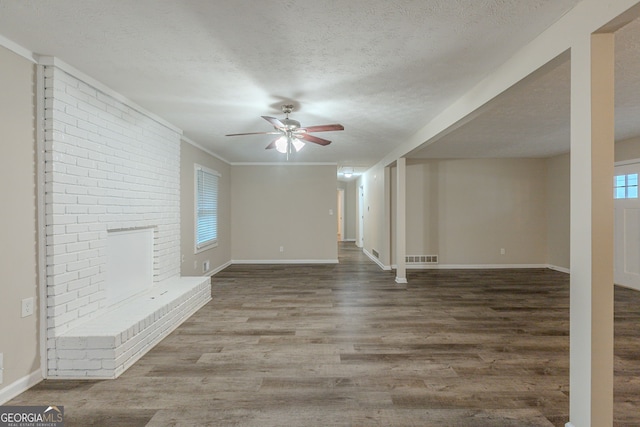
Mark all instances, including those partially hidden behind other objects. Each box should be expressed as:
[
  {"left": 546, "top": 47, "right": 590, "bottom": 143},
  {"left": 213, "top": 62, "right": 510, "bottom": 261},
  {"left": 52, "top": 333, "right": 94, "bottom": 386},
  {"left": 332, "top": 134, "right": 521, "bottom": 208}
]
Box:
[{"left": 42, "top": 59, "right": 210, "bottom": 378}]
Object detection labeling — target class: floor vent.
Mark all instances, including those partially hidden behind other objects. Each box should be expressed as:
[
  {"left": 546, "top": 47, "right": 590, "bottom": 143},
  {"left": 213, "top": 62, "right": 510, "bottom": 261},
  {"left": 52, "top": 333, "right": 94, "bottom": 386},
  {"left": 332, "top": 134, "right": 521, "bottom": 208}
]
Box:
[{"left": 405, "top": 255, "right": 438, "bottom": 264}]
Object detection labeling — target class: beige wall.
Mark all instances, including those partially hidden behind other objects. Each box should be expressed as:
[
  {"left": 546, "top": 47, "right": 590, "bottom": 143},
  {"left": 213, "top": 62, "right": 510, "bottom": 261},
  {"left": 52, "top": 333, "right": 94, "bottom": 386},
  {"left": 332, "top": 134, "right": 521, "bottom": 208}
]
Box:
[
  {"left": 231, "top": 165, "right": 338, "bottom": 261},
  {"left": 361, "top": 164, "right": 389, "bottom": 264},
  {"left": 390, "top": 158, "right": 549, "bottom": 266},
  {"left": 180, "top": 141, "right": 232, "bottom": 275},
  {"left": 0, "top": 46, "right": 41, "bottom": 393},
  {"left": 546, "top": 153, "right": 570, "bottom": 270},
  {"left": 543, "top": 139, "right": 640, "bottom": 272},
  {"left": 616, "top": 137, "right": 640, "bottom": 163}
]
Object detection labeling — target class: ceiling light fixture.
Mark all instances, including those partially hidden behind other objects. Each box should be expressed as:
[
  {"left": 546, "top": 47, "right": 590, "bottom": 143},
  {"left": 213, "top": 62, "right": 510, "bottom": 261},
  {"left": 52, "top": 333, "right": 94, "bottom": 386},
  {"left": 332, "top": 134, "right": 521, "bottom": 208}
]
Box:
[
  {"left": 274, "top": 136, "right": 306, "bottom": 158},
  {"left": 342, "top": 167, "right": 354, "bottom": 178}
]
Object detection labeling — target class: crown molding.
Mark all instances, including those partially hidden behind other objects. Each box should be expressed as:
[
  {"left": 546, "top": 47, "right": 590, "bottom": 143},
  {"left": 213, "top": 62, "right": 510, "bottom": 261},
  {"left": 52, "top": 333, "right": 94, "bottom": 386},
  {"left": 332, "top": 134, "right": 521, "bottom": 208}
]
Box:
[
  {"left": 0, "top": 34, "right": 37, "bottom": 63},
  {"left": 231, "top": 162, "right": 337, "bottom": 166},
  {"left": 182, "top": 136, "right": 231, "bottom": 165}
]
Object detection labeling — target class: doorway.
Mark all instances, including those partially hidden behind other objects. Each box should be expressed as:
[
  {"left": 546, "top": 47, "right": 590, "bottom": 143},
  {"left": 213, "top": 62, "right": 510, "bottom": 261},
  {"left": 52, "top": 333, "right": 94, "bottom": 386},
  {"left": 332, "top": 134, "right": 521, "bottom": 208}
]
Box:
[
  {"left": 614, "top": 160, "right": 640, "bottom": 291},
  {"left": 337, "top": 188, "right": 345, "bottom": 242},
  {"left": 358, "top": 185, "right": 364, "bottom": 247}
]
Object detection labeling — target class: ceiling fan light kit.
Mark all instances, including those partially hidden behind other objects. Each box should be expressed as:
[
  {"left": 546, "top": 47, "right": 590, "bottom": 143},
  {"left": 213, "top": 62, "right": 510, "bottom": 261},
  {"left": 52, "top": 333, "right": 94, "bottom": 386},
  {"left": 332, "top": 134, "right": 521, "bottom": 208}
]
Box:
[{"left": 226, "top": 104, "right": 344, "bottom": 160}]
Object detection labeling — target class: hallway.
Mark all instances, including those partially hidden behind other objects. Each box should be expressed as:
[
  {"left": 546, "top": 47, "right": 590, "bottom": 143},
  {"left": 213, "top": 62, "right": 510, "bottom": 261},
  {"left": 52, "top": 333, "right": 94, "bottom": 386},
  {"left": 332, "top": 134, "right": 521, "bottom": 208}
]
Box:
[{"left": 7, "top": 243, "right": 640, "bottom": 426}]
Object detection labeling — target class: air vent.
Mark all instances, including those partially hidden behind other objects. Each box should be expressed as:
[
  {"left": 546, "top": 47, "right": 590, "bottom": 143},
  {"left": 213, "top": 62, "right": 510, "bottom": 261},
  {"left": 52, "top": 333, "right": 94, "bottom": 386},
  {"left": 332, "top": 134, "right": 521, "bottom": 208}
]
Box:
[
  {"left": 405, "top": 255, "right": 438, "bottom": 264},
  {"left": 372, "top": 249, "right": 379, "bottom": 258}
]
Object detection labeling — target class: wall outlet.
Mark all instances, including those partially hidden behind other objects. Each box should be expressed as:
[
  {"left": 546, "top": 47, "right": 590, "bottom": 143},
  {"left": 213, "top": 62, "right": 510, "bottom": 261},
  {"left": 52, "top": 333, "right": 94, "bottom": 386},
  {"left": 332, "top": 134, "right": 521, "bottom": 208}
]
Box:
[
  {"left": 500, "top": 248, "right": 506, "bottom": 255},
  {"left": 193, "top": 260, "right": 197, "bottom": 270},
  {"left": 203, "top": 260, "right": 210, "bottom": 272},
  {"left": 21, "top": 297, "right": 34, "bottom": 318},
  {"left": 0, "top": 353, "right": 3, "bottom": 385},
  {"left": 279, "top": 246, "right": 284, "bottom": 253}
]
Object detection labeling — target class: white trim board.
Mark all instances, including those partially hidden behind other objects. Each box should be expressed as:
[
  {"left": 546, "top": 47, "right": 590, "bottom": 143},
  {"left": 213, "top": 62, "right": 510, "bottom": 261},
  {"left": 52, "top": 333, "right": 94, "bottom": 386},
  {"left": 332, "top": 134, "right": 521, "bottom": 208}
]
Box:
[
  {"left": 231, "top": 259, "right": 339, "bottom": 264},
  {"left": 0, "top": 34, "right": 37, "bottom": 63},
  {"left": 0, "top": 370, "right": 43, "bottom": 405},
  {"left": 206, "top": 261, "right": 232, "bottom": 277},
  {"left": 548, "top": 265, "right": 570, "bottom": 274},
  {"left": 231, "top": 162, "right": 337, "bottom": 166},
  {"left": 182, "top": 136, "right": 231, "bottom": 165},
  {"left": 363, "top": 248, "right": 392, "bottom": 271}
]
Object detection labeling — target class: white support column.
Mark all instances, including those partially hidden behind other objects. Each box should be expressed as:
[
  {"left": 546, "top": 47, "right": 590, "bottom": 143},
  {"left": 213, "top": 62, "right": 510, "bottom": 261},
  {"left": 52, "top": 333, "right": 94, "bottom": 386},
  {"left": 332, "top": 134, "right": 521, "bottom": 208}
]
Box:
[
  {"left": 395, "top": 158, "right": 407, "bottom": 284},
  {"left": 568, "top": 33, "right": 615, "bottom": 427}
]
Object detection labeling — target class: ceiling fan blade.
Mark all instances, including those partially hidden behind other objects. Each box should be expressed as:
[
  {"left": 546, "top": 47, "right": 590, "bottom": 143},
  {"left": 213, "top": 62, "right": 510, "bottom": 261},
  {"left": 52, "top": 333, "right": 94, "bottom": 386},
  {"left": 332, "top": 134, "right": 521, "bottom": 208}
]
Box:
[
  {"left": 265, "top": 137, "right": 281, "bottom": 150},
  {"left": 262, "top": 116, "right": 285, "bottom": 129},
  {"left": 225, "top": 131, "right": 281, "bottom": 137},
  {"left": 300, "top": 133, "right": 332, "bottom": 146},
  {"left": 301, "top": 124, "right": 344, "bottom": 133}
]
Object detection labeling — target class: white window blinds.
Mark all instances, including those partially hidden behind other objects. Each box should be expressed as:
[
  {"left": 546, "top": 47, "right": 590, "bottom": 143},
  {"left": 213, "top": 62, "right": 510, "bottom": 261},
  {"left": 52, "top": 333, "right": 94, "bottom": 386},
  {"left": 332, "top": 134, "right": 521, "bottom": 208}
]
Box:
[{"left": 195, "top": 165, "right": 219, "bottom": 250}]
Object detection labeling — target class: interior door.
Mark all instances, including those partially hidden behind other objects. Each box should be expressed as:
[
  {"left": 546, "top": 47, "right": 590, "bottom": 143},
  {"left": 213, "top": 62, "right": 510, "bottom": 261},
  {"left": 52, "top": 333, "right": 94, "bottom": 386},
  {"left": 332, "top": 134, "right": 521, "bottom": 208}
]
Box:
[{"left": 614, "top": 162, "right": 640, "bottom": 291}]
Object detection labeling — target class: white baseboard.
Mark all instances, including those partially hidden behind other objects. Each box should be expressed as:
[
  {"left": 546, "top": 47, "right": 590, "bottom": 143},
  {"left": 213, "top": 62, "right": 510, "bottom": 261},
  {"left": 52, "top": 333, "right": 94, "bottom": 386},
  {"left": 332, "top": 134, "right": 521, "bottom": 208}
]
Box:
[
  {"left": 231, "top": 259, "right": 339, "bottom": 264},
  {"left": 362, "top": 248, "right": 391, "bottom": 270},
  {"left": 0, "top": 370, "right": 43, "bottom": 405},
  {"left": 565, "top": 423, "right": 575, "bottom": 427},
  {"left": 342, "top": 239, "right": 356, "bottom": 242},
  {"left": 395, "top": 277, "right": 408, "bottom": 284},
  {"left": 207, "top": 260, "right": 232, "bottom": 277},
  {"left": 548, "top": 264, "right": 570, "bottom": 274}
]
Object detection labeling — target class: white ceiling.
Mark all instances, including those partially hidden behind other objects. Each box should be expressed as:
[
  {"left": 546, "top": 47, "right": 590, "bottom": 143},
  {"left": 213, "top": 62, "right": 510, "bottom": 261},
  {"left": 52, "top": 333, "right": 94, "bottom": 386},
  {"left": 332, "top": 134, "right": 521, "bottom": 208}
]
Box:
[
  {"left": 4, "top": 0, "right": 637, "bottom": 168},
  {"left": 411, "top": 16, "right": 640, "bottom": 159}
]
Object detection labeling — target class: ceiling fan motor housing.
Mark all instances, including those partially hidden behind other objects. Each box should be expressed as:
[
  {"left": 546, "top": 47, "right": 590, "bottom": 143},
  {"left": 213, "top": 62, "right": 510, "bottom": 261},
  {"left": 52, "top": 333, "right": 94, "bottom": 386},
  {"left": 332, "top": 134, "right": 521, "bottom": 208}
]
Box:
[{"left": 282, "top": 118, "right": 301, "bottom": 131}]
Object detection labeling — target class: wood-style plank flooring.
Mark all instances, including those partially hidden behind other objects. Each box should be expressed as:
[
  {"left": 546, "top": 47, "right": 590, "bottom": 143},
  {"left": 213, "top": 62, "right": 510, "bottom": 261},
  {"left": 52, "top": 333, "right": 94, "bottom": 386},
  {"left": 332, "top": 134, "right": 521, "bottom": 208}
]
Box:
[{"left": 8, "top": 243, "right": 640, "bottom": 426}]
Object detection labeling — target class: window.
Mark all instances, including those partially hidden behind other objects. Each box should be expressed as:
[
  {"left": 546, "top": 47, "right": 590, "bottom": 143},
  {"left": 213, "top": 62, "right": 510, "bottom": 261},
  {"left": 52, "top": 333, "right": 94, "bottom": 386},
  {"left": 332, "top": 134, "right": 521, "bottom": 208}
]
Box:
[
  {"left": 195, "top": 164, "right": 219, "bottom": 252},
  {"left": 614, "top": 173, "right": 638, "bottom": 199}
]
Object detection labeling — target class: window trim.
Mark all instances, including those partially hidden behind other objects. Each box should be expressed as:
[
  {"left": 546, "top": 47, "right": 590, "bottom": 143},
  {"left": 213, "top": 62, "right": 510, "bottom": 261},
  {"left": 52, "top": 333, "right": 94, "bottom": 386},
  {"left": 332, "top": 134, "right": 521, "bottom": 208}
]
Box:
[{"left": 194, "top": 164, "right": 220, "bottom": 254}]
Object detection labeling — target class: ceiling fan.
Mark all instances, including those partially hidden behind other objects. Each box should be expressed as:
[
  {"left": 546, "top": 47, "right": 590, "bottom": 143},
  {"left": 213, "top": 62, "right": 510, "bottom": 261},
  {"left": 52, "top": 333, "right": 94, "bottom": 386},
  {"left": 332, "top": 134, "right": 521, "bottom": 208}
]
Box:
[{"left": 226, "top": 104, "right": 344, "bottom": 158}]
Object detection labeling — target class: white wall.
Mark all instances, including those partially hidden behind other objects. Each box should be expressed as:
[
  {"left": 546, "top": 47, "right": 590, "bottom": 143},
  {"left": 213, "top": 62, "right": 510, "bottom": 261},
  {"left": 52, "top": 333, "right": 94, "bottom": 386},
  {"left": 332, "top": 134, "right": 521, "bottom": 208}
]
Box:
[
  {"left": 0, "top": 45, "right": 41, "bottom": 399},
  {"left": 43, "top": 63, "right": 183, "bottom": 376},
  {"left": 180, "top": 141, "right": 231, "bottom": 275},
  {"left": 231, "top": 165, "right": 338, "bottom": 262}
]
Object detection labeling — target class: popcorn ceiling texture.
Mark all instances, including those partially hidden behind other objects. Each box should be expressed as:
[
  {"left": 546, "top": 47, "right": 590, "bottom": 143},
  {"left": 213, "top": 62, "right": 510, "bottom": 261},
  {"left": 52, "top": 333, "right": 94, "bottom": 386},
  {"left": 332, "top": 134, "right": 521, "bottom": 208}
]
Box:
[{"left": 0, "top": 0, "right": 584, "bottom": 164}]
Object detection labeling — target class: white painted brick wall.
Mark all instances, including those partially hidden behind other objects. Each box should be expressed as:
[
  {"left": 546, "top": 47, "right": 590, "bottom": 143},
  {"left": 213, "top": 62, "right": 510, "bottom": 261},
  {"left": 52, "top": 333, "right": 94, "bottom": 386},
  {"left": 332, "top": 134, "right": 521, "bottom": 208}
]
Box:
[
  {"left": 52, "top": 277, "right": 210, "bottom": 378},
  {"left": 44, "top": 65, "right": 183, "bottom": 376}
]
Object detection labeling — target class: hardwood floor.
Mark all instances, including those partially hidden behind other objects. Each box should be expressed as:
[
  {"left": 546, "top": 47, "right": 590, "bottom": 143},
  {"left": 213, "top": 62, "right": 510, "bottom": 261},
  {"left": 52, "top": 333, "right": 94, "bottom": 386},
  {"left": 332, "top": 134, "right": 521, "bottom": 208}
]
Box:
[{"left": 7, "top": 242, "right": 640, "bottom": 426}]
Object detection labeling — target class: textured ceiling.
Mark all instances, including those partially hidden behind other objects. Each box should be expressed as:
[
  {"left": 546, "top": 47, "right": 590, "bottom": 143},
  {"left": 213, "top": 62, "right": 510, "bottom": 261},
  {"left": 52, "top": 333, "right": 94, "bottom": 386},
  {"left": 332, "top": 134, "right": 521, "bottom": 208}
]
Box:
[
  {"left": 410, "top": 16, "right": 640, "bottom": 159},
  {"left": 0, "top": 0, "right": 618, "bottom": 167}
]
